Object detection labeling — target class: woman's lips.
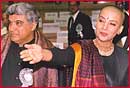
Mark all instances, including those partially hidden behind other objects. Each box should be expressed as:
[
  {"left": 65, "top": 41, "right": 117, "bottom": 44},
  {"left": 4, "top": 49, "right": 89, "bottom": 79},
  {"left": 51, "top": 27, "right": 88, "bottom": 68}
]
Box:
[{"left": 100, "top": 32, "right": 108, "bottom": 36}]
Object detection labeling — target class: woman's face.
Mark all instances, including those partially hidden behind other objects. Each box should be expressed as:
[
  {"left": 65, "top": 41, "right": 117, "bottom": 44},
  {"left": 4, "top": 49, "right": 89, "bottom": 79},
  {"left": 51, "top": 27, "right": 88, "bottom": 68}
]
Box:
[{"left": 95, "top": 7, "right": 123, "bottom": 42}]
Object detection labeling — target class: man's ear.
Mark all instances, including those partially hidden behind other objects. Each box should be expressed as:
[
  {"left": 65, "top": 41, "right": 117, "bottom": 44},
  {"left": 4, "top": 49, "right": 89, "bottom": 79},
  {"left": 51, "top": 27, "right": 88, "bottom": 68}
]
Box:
[
  {"left": 117, "top": 25, "right": 124, "bottom": 35},
  {"left": 32, "top": 22, "right": 37, "bottom": 31}
]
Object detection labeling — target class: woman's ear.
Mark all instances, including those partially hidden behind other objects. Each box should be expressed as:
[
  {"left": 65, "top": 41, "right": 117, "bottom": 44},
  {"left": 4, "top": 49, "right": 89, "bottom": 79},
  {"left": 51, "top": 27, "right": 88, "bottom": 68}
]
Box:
[
  {"left": 117, "top": 25, "right": 124, "bottom": 35},
  {"left": 31, "top": 22, "right": 37, "bottom": 31}
]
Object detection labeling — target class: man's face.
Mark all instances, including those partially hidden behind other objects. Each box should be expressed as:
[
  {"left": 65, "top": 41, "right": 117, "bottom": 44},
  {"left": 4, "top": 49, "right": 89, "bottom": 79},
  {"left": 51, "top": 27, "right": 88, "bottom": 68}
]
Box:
[
  {"left": 95, "top": 7, "right": 123, "bottom": 42},
  {"left": 69, "top": 2, "right": 79, "bottom": 15},
  {"left": 8, "top": 14, "right": 35, "bottom": 45}
]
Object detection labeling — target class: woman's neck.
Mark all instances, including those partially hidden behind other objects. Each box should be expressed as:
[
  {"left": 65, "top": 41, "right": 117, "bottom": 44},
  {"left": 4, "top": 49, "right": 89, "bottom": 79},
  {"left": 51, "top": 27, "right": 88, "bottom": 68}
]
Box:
[{"left": 93, "top": 38, "right": 114, "bottom": 56}]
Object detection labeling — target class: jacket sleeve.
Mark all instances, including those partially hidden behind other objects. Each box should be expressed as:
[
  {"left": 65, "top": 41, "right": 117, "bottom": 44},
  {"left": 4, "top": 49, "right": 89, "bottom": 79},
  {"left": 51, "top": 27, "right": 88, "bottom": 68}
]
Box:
[{"left": 48, "top": 46, "right": 75, "bottom": 67}]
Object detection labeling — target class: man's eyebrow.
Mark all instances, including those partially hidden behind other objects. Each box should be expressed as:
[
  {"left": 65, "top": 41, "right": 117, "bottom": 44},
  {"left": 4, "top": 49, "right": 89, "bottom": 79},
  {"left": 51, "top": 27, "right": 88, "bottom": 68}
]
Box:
[
  {"left": 15, "top": 20, "right": 24, "bottom": 22},
  {"left": 8, "top": 19, "right": 23, "bottom": 22}
]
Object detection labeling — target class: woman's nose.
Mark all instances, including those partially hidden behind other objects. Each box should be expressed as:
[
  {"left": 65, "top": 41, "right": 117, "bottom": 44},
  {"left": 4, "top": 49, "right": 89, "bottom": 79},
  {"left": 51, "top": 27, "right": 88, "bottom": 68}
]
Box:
[{"left": 102, "top": 22, "right": 108, "bottom": 30}]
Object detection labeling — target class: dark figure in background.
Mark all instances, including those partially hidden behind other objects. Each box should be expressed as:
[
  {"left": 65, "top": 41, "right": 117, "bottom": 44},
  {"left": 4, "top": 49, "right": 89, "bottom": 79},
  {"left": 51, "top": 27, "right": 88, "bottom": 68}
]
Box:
[
  {"left": 113, "top": 1, "right": 129, "bottom": 50},
  {"left": 1, "top": 1, "right": 14, "bottom": 36},
  {"left": 68, "top": 1, "right": 95, "bottom": 45},
  {"left": 1, "top": 12, "right": 8, "bottom": 36}
]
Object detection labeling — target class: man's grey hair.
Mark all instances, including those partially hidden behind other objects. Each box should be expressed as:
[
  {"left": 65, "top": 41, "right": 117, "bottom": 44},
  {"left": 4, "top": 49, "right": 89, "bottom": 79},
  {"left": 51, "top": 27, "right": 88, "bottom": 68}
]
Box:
[{"left": 6, "top": 2, "right": 40, "bottom": 23}]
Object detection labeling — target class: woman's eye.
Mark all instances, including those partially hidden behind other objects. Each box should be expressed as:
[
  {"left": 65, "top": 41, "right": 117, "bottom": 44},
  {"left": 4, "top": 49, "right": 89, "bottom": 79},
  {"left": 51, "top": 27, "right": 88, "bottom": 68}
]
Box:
[
  {"left": 99, "top": 19, "right": 103, "bottom": 22},
  {"left": 110, "top": 23, "right": 116, "bottom": 26}
]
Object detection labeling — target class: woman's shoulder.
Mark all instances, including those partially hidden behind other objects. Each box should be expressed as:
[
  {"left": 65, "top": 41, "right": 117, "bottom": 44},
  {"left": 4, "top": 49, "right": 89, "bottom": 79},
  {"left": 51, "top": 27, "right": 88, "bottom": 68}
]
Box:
[
  {"left": 114, "top": 45, "right": 128, "bottom": 65},
  {"left": 115, "top": 45, "right": 128, "bottom": 55}
]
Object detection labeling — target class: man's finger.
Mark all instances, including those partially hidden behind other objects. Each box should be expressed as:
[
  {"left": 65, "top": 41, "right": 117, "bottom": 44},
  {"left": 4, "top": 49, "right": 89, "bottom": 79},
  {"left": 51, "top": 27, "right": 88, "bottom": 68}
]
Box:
[
  {"left": 24, "top": 44, "right": 34, "bottom": 49},
  {"left": 20, "top": 50, "right": 29, "bottom": 58},
  {"left": 20, "top": 52, "right": 29, "bottom": 58},
  {"left": 20, "top": 50, "right": 28, "bottom": 55},
  {"left": 29, "top": 61, "right": 36, "bottom": 64},
  {"left": 23, "top": 57, "right": 33, "bottom": 62}
]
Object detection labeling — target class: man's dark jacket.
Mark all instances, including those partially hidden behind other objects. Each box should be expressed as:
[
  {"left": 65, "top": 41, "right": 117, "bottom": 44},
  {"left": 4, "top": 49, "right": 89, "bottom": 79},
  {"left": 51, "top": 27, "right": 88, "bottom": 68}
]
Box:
[{"left": 68, "top": 11, "right": 95, "bottom": 45}]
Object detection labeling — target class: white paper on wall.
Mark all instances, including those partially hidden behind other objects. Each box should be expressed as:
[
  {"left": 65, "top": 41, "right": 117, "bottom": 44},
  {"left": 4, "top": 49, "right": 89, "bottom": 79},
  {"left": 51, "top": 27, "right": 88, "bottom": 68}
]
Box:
[
  {"left": 59, "top": 11, "right": 70, "bottom": 18},
  {"left": 54, "top": 17, "right": 68, "bottom": 27},
  {"left": 45, "top": 12, "right": 58, "bottom": 20},
  {"left": 53, "top": 42, "right": 64, "bottom": 49},
  {"left": 57, "top": 31, "right": 68, "bottom": 43},
  {"left": 43, "top": 23, "right": 60, "bottom": 33}
]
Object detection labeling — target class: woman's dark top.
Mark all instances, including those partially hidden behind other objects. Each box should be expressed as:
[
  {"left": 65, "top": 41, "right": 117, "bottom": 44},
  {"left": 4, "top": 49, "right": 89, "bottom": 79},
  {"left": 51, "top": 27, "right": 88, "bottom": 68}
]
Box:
[{"left": 50, "top": 45, "right": 128, "bottom": 86}]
